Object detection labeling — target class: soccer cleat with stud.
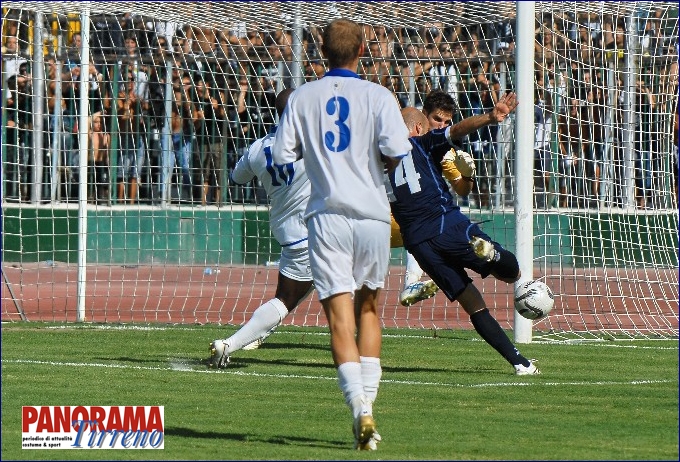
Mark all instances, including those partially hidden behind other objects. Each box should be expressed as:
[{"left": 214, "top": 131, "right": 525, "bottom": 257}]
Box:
[
  {"left": 354, "top": 431, "right": 381, "bottom": 451},
  {"left": 353, "top": 414, "right": 377, "bottom": 448},
  {"left": 514, "top": 360, "right": 540, "bottom": 376},
  {"left": 469, "top": 236, "right": 498, "bottom": 262},
  {"left": 399, "top": 280, "right": 439, "bottom": 306},
  {"left": 208, "top": 340, "right": 230, "bottom": 368}
]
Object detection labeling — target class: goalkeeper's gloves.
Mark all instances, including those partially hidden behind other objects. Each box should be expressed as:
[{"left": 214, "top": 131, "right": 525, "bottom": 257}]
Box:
[
  {"left": 452, "top": 150, "right": 476, "bottom": 179},
  {"left": 441, "top": 151, "right": 462, "bottom": 182},
  {"left": 470, "top": 236, "right": 498, "bottom": 262}
]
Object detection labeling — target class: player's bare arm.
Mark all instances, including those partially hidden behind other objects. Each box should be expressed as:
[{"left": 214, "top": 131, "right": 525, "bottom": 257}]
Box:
[
  {"left": 382, "top": 154, "right": 402, "bottom": 173},
  {"left": 448, "top": 92, "right": 519, "bottom": 140}
]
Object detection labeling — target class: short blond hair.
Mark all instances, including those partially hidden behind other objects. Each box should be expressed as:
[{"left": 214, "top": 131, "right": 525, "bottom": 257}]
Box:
[{"left": 321, "top": 19, "right": 362, "bottom": 69}]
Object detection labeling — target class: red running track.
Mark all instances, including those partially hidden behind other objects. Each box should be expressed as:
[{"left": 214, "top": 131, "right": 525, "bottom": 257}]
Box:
[{"left": 2, "top": 263, "right": 677, "bottom": 337}]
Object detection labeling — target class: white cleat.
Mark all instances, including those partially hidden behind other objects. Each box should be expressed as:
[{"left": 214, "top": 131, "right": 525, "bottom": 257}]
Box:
[
  {"left": 469, "top": 236, "right": 498, "bottom": 262},
  {"left": 514, "top": 360, "right": 541, "bottom": 376},
  {"left": 399, "top": 280, "right": 439, "bottom": 307},
  {"left": 208, "top": 340, "right": 230, "bottom": 368}
]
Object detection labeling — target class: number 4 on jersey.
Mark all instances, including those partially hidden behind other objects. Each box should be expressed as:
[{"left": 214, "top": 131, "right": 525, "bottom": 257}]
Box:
[{"left": 394, "top": 154, "right": 421, "bottom": 194}]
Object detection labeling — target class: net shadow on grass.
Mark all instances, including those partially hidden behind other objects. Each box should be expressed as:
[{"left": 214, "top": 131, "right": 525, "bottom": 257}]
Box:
[
  {"left": 164, "top": 427, "right": 347, "bottom": 449},
  {"left": 247, "top": 341, "right": 330, "bottom": 352},
  {"left": 223, "top": 357, "right": 337, "bottom": 371}
]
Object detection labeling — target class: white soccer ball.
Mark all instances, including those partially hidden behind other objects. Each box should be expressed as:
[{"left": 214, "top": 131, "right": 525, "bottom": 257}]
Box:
[{"left": 514, "top": 280, "right": 555, "bottom": 320}]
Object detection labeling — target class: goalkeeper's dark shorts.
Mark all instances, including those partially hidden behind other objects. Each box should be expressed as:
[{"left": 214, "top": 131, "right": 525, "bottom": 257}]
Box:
[{"left": 406, "top": 220, "right": 503, "bottom": 302}]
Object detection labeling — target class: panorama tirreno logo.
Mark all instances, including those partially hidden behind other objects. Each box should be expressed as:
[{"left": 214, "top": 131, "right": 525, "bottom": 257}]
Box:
[{"left": 22, "top": 406, "right": 164, "bottom": 449}]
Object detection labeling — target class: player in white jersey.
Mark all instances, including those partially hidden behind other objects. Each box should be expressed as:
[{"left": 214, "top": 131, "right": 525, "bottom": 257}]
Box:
[
  {"left": 272, "top": 19, "right": 411, "bottom": 451},
  {"left": 208, "top": 89, "right": 315, "bottom": 367}
]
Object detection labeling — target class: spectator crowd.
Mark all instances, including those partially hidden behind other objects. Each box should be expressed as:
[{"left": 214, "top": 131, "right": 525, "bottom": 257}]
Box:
[{"left": 2, "top": 7, "right": 678, "bottom": 209}]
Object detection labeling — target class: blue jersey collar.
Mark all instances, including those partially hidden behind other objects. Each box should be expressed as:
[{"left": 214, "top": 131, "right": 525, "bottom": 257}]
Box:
[{"left": 324, "top": 68, "right": 360, "bottom": 79}]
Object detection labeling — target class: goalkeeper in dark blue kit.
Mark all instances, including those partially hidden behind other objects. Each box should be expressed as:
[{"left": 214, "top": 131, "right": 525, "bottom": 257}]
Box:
[{"left": 388, "top": 105, "right": 540, "bottom": 375}]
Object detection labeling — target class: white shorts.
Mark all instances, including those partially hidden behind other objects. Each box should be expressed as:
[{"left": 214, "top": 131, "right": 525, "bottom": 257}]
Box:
[
  {"left": 279, "top": 245, "right": 313, "bottom": 282},
  {"left": 307, "top": 213, "right": 391, "bottom": 300}
]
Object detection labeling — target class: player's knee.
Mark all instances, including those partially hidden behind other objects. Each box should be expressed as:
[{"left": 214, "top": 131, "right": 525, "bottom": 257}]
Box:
[
  {"left": 491, "top": 248, "right": 520, "bottom": 281},
  {"left": 454, "top": 282, "right": 486, "bottom": 315},
  {"left": 275, "top": 281, "right": 314, "bottom": 311}
]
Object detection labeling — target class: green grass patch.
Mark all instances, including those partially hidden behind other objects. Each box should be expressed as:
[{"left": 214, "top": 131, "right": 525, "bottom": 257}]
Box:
[{"left": 2, "top": 323, "right": 678, "bottom": 460}]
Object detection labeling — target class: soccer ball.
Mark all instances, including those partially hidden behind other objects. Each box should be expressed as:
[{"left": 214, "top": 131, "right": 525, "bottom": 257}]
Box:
[{"left": 514, "top": 280, "right": 554, "bottom": 320}]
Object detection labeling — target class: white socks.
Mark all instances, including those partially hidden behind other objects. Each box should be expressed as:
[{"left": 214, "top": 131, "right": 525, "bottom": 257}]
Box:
[
  {"left": 338, "top": 357, "right": 382, "bottom": 418},
  {"left": 225, "top": 298, "right": 288, "bottom": 354},
  {"left": 338, "top": 362, "right": 367, "bottom": 418},
  {"left": 360, "top": 356, "right": 381, "bottom": 406},
  {"left": 404, "top": 252, "right": 424, "bottom": 288}
]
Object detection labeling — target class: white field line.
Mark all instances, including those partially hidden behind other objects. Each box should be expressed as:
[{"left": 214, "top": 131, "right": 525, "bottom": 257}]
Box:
[
  {"left": 4, "top": 359, "right": 676, "bottom": 389},
  {"left": 39, "top": 324, "right": 679, "bottom": 350}
]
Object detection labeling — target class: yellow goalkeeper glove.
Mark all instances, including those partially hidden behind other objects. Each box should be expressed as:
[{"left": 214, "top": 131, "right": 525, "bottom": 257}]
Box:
[
  {"left": 441, "top": 151, "right": 462, "bottom": 182},
  {"left": 452, "top": 150, "right": 476, "bottom": 179}
]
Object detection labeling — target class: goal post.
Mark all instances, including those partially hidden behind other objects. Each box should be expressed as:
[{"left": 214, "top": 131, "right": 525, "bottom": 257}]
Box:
[
  {"left": 76, "top": 5, "right": 90, "bottom": 323},
  {"left": 1, "top": 2, "right": 677, "bottom": 341},
  {"left": 514, "top": 1, "right": 535, "bottom": 343}
]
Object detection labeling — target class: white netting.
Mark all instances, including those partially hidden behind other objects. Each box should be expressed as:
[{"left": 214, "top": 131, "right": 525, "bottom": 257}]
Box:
[{"left": 2, "top": 2, "right": 678, "bottom": 340}]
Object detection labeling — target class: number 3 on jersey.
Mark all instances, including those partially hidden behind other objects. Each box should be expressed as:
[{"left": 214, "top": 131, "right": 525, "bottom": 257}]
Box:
[{"left": 324, "top": 96, "right": 350, "bottom": 152}]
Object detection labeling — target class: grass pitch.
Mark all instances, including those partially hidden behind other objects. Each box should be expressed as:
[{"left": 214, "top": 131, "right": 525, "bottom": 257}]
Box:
[{"left": 2, "top": 323, "right": 678, "bottom": 460}]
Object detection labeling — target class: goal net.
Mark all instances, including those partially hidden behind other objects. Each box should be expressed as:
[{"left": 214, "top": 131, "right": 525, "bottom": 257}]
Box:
[{"left": 2, "top": 1, "right": 678, "bottom": 340}]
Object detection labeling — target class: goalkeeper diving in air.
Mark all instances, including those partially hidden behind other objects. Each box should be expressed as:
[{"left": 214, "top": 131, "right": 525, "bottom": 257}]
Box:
[
  {"left": 397, "top": 89, "right": 525, "bottom": 307},
  {"left": 388, "top": 102, "right": 541, "bottom": 376}
]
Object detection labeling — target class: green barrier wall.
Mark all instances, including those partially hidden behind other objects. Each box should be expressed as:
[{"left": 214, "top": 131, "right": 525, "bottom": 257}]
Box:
[
  {"left": 2, "top": 207, "right": 677, "bottom": 268},
  {"left": 3, "top": 208, "right": 243, "bottom": 265}
]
